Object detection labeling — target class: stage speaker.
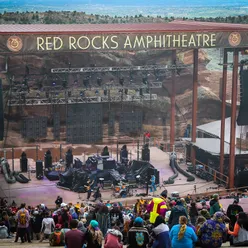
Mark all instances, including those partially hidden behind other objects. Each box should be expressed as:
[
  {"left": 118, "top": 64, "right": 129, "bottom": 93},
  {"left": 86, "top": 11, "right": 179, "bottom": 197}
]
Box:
[
  {"left": 65, "top": 149, "right": 73, "bottom": 166},
  {"left": 142, "top": 147, "right": 150, "bottom": 161},
  {"left": 36, "top": 160, "right": 43, "bottom": 178},
  {"left": 20, "top": 158, "right": 28, "bottom": 172},
  {"left": 131, "top": 160, "right": 149, "bottom": 171},
  {"left": 103, "top": 159, "right": 116, "bottom": 170},
  {"left": 0, "top": 80, "right": 4, "bottom": 141},
  {"left": 44, "top": 150, "right": 52, "bottom": 169},
  {"left": 237, "top": 69, "right": 248, "bottom": 125}
]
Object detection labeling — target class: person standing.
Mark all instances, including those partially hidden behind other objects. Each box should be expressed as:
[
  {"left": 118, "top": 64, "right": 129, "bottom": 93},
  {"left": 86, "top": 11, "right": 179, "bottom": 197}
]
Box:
[
  {"left": 150, "top": 175, "right": 157, "bottom": 194},
  {"left": 65, "top": 219, "right": 85, "bottom": 248},
  {"left": 39, "top": 212, "right": 55, "bottom": 242},
  {"left": 209, "top": 194, "right": 221, "bottom": 216},
  {"left": 55, "top": 196, "right": 63, "bottom": 208},
  {"left": 127, "top": 217, "right": 149, "bottom": 248},
  {"left": 147, "top": 191, "right": 168, "bottom": 224},
  {"left": 189, "top": 202, "right": 199, "bottom": 226},
  {"left": 16, "top": 203, "right": 31, "bottom": 243},
  {"left": 168, "top": 199, "right": 188, "bottom": 229}
]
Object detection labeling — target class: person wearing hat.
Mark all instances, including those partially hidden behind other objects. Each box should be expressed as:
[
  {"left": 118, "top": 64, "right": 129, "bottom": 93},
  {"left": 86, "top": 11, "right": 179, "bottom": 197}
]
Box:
[
  {"left": 209, "top": 194, "right": 221, "bottom": 216},
  {"left": 127, "top": 217, "right": 149, "bottom": 248},
  {"left": 49, "top": 223, "right": 65, "bottom": 246},
  {"left": 227, "top": 198, "right": 244, "bottom": 230},
  {"left": 65, "top": 220, "right": 85, "bottom": 248},
  {"left": 197, "top": 211, "right": 227, "bottom": 248},
  {"left": 199, "top": 209, "right": 211, "bottom": 220},
  {"left": 104, "top": 226, "right": 123, "bottom": 248},
  {"left": 85, "top": 220, "right": 103, "bottom": 248},
  {"left": 30, "top": 210, "right": 43, "bottom": 240},
  {"left": 147, "top": 190, "right": 168, "bottom": 224}
]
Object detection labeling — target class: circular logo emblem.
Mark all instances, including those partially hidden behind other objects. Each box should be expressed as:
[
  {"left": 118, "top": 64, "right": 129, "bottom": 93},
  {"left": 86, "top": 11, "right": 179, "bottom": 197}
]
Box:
[
  {"left": 7, "top": 36, "right": 23, "bottom": 52},
  {"left": 228, "top": 32, "right": 241, "bottom": 47}
]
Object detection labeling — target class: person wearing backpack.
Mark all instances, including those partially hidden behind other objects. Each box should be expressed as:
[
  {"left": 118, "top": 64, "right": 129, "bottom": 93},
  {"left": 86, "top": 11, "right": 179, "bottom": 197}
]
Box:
[
  {"left": 49, "top": 224, "right": 64, "bottom": 246},
  {"left": 39, "top": 212, "right": 55, "bottom": 242},
  {"left": 16, "top": 203, "right": 31, "bottom": 243}
]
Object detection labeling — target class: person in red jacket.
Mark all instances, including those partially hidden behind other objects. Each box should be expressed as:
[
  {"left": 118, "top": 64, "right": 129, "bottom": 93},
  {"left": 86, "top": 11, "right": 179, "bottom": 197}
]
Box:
[
  {"left": 58, "top": 209, "right": 72, "bottom": 228},
  {"left": 104, "top": 227, "right": 123, "bottom": 248}
]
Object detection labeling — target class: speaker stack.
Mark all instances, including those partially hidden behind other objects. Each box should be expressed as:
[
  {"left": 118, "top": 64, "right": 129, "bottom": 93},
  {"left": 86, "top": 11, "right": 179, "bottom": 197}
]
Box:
[
  {"left": 36, "top": 160, "right": 43, "bottom": 179},
  {"left": 44, "top": 150, "right": 52, "bottom": 169},
  {"left": 20, "top": 152, "right": 28, "bottom": 173},
  {"left": 142, "top": 145, "right": 150, "bottom": 161}
]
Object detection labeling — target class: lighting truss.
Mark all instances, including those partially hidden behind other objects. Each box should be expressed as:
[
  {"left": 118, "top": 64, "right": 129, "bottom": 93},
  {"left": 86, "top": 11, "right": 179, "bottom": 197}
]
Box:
[
  {"left": 10, "top": 81, "right": 162, "bottom": 96},
  {"left": 51, "top": 64, "right": 188, "bottom": 73},
  {"left": 8, "top": 94, "right": 157, "bottom": 106}
]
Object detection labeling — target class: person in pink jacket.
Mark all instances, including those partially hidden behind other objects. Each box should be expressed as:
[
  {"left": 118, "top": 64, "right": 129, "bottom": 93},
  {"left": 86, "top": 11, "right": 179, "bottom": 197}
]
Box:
[
  {"left": 104, "top": 227, "right": 123, "bottom": 248},
  {"left": 147, "top": 190, "right": 168, "bottom": 224}
]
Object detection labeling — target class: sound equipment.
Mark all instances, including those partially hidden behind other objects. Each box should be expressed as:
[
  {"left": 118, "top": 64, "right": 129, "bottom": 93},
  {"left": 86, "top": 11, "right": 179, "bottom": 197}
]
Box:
[
  {"left": 20, "top": 157, "right": 28, "bottom": 173},
  {"left": 103, "top": 159, "right": 116, "bottom": 170},
  {"left": 0, "top": 80, "right": 4, "bottom": 141},
  {"left": 66, "top": 104, "right": 103, "bottom": 144},
  {"left": 131, "top": 160, "right": 149, "bottom": 171},
  {"left": 142, "top": 146, "right": 150, "bottom": 161},
  {"left": 65, "top": 149, "right": 73, "bottom": 166},
  {"left": 36, "top": 160, "right": 43, "bottom": 179},
  {"left": 237, "top": 69, "right": 248, "bottom": 125},
  {"left": 44, "top": 150, "right": 52, "bottom": 169}
]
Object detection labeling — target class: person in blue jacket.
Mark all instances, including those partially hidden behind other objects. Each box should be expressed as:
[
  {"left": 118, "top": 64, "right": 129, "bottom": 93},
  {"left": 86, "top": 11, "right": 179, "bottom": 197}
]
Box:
[
  {"left": 152, "top": 215, "right": 171, "bottom": 248},
  {"left": 169, "top": 216, "right": 197, "bottom": 248}
]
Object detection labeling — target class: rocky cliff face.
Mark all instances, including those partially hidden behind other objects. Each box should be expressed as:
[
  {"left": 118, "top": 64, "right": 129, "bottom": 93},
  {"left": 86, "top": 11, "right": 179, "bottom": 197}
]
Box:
[{"left": 0, "top": 48, "right": 232, "bottom": 146}]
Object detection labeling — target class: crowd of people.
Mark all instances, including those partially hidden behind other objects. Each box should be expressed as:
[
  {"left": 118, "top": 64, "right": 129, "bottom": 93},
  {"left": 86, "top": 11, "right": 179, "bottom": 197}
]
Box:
[{"left": 0, "top": 191, "right": 248, "bottom": 248}]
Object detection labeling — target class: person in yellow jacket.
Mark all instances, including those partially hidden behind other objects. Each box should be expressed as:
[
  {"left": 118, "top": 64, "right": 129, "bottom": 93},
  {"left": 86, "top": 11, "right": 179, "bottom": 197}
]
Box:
[{"left": 146, "top": 190, "right": 168, "bottom": 223}]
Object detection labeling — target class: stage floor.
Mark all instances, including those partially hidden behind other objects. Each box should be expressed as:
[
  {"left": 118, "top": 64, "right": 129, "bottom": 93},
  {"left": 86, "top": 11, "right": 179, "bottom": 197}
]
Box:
[{"left": 0, "top": 147, "right": 233, "bottom": 209}]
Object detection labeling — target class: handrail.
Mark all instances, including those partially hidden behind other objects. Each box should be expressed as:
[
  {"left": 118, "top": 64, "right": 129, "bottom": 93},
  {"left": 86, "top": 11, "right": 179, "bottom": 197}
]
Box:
[{"left": 187, "top": 156, "right": 229, "bottom": 186}]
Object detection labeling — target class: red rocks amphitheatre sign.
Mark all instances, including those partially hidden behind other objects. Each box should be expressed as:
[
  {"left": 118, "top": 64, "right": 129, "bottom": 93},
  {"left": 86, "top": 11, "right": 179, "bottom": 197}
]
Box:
[{"left": 1, "top": 31, "right": 246, "bottom": 53}]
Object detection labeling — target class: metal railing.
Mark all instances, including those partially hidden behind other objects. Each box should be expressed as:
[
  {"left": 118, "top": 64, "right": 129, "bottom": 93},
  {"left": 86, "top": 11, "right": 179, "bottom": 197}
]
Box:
[{"left": 187, "top": 156, "right": 229, "bottom": 186}]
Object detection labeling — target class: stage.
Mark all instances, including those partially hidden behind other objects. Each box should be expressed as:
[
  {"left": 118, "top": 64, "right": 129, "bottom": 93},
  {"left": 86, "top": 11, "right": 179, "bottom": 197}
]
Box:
[{"left": 0, "top": 146, "right": 229, "bottom": 208}]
